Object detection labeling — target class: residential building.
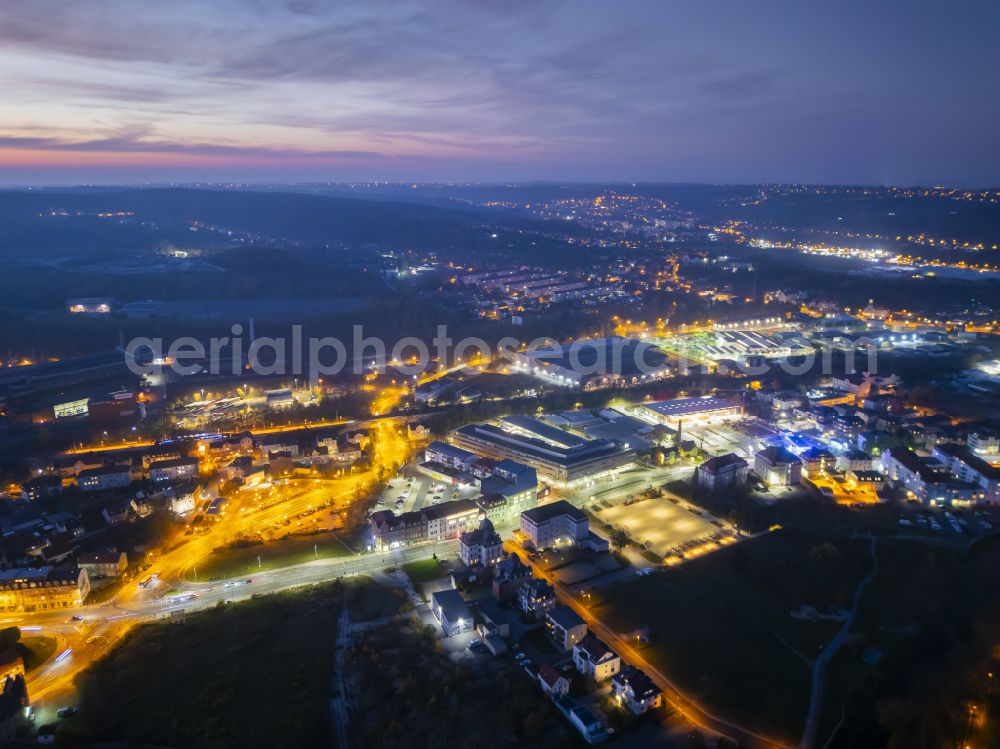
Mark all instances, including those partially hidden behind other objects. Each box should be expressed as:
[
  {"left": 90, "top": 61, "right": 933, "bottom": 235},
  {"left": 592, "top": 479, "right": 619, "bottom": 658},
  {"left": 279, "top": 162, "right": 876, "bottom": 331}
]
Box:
[
  {"left": 538, "top": 663, "right": 570, "bottom": 696},
  {"left": 573, "top": 633, "right": 621, "bottom": 681},
  {"left": 78, "top": 550, "right": 127, "bottom": 579},
  {"left": 170, "top": 485, "right": 198, "bottom": 516},
  {"left": 149, "top": 457, "right": 199, "bottom": 484},
  {"left": 546, "top": 605, "right": 587, "bottom": 651},
  {"left": 799, "top": 448, "right": 835, "bottom": 479},
  {"left": 431, "top": 589, "right": 473, "bottom": 636},
  {"left": 21, "top": 475, "right": 63, "bottom": 502},
  {"left": 520, "top": 500, "right": 588, "bottom": 549},
  {"left": 0, "top": 567, "right": 90, "bottom": 613},
  {"left": 258, "top": 435, "right": 299, "bottom": 458},
  {"left": 694, "top": 453, "right": 748, "bottom": 492},
  {"left": 968, "top": 428, "right": 1000, "bottom": 457},
  {"left": 881, "top": 447, "right": 980, "bottom": 505},
  {"left": 552, "top": 696, "right": 610, "bottom": 745},
  {"left": 425, "top": 441, "right": 477, "bottom": 472},
  {"left": 612, "top": 666, "right": 663, "bottom": 714},
  {"left": 368, "top": 510, "right": 425, "bottom": 550},
  {"left": 130, "top": 496, "right": 153, "bottom": 518},
  {"left": 423, "top": 499, "right": 481, "bottom": 542},
  {"left": 479, "top": 459, "right": 538, "bottom": 515},
  {"left": 458, "top": 518, "right": 504, "bottom": 567},
  {"left": 493, "top": 554, "right": 532, "bottom": 601},
  {"left": 755, "top": 446, "right": 802, "bottom": 487},
  {"left": 101, "top": 500, "right": 131, "bottom": 525},
  {"left": 225, "top": 456, "right": 254, "bottom": 480},
  {"left": 518, "top": 578, "right": 556, "bottom": 620},
  {"left": 932, "top": 444, "right": 1000, "bottom": 504},
  {"left": 77, "top": 465, "right": 131, "bottom": 492},
  {"left": 476, "top": 599, "right": 511, "bottom": 640}
]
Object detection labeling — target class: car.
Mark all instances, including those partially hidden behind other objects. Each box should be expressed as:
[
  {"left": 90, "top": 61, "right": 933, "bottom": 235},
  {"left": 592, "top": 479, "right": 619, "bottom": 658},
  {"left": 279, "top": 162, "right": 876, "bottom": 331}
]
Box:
[
  {"left": 467, "top": 637, "right": 482, "bottom": 648},
  {"left": 56, "top": 707, "right": 77, "bottom": 719},
  {"left": 70, "top": 615, "right": 84, "bottom": 621}
]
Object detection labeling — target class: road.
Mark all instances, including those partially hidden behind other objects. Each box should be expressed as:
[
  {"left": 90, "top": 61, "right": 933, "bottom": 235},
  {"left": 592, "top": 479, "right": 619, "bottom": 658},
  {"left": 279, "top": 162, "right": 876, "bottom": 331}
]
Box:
[
  {"left": 22, "top": 537, "right": 457, "bottom": 713},
  {"left": 508, "top": 542, "right": 791, "bottom": 749},
  {"left": 22, "top": 419, "right": 418, "bottom": 713}
]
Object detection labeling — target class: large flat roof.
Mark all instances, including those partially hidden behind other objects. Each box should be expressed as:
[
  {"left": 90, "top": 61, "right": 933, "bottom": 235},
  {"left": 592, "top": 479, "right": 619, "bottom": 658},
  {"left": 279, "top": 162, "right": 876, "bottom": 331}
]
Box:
[
  {"left": 522, "top": 336, "right": 669, "bottom": 376},
  {"left": 642, "top": 396, "right": 739, "bottom": 418},
  {"left": 500, "top": 415, "right": 586, "bottom": 448},
  {"left": 455, "top": 423, "right": 632, "bottom": 468},
  {"left": 432, "top": 589, "right": 473, "bottom": 623},
  {"left": 426, "top": 440, "right": 475, "bottom": 461}
]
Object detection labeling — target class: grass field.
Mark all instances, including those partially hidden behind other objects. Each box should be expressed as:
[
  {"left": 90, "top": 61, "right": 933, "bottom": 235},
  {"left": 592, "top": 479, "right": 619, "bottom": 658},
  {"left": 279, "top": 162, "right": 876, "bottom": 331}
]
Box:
[
  {"left": 67, "top": 579, "right": 398, "bottom": 749},
  {"left": 190, "top": 532, "right": 354, "bottom": 581},
  {"left": 590, "top": 526, "right": 873, "bottom": 744},
  {"left": 19, "top": 636, "right": 58, "bottom": 671},
  {"left": 402, "top": 558, "right": 445, "bottom": 585}
]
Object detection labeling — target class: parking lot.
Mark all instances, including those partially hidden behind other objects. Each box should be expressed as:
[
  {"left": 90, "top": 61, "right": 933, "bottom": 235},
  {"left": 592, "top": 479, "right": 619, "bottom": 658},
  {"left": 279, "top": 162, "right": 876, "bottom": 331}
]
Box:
[
  {"left": 377, "top": 470, "right": 479, "bottom": 515},
  {"left": 684, "top": 420, "right": 767, "bottom": 459}
]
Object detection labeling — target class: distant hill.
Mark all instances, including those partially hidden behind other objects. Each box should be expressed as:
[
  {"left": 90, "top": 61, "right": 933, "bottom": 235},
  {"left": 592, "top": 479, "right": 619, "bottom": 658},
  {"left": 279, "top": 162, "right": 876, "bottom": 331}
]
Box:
[{"left": 0, "top": 187, "right": 572, "bottom": 256}]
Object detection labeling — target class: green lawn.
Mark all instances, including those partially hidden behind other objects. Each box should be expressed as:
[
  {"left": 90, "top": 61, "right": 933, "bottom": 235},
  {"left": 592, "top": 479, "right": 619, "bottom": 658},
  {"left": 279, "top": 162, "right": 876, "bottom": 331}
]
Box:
[
  {"left": 189, "top": 532, "right": 354, "bottom": 581},
  {"left": 67, "top": 579, "right": 396, "bottom": 749},
  {"left": 402, "top": 558, "right": 445, "bottom": 585},
  {"left": 18, "top": 636, "right": 58, "bottom": 671}
]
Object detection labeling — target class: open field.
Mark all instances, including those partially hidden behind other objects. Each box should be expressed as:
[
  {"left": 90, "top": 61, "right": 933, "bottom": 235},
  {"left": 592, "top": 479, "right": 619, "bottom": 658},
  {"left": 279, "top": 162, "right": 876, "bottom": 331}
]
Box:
[
  {"left": 814, "top": 537, "right": 1000, "bottom": 748},
  {"left": 64, "top": 580, "right": 397, "bottom": 749},
  {"left": 596, "top": 496, "right": 722, "bottom": 557},
  {"left": 189, "top": 531, "right": 354, "bottom": 581},
  {"left": 589, "top": 526, "right": 873, "bottom": 744}
]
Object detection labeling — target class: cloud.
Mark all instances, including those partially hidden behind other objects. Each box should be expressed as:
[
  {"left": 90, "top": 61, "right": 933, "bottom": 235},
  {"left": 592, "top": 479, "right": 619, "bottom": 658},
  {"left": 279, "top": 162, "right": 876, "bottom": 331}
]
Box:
[
  {"left": 0, "top": 0, "right": 997, "bottom": 184},
  {"left": 0, "top": 129, "right": 383, "bottom": 161}
]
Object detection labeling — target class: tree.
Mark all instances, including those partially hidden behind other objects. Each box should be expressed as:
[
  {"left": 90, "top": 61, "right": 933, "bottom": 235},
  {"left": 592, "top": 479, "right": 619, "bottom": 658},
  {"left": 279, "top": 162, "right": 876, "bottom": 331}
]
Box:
[
  {"left": 0, "top": 627, "right": 20, "bottom": 650},
  {"left": 609, "top": 528, "right": 631, "bottom": 551}
]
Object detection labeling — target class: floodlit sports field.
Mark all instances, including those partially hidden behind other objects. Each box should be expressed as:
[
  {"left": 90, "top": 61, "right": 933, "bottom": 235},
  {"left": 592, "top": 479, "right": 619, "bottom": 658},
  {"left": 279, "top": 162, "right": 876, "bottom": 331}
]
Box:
[{"left": 597, "top": 497, "right": 723, "bottom": 557}]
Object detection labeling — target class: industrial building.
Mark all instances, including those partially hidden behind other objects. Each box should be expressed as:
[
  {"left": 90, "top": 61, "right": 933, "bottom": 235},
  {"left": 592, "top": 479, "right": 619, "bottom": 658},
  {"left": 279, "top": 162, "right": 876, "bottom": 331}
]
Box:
[
  {"left": 452, "top": 422, "right": 635, "bottom": 485},
  {"left": 510, "top": 336, "right": 671, "bottom": 390},
  {"left": 636, "top": 396, "right": 741, "bottom": 427}
]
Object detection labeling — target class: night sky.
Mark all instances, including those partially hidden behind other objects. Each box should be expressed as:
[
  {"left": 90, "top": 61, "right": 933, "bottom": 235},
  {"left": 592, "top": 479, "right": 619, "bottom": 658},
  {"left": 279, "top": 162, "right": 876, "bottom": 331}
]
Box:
[{"left": 1, "top": 0, "right": 998, "bottom": 186}]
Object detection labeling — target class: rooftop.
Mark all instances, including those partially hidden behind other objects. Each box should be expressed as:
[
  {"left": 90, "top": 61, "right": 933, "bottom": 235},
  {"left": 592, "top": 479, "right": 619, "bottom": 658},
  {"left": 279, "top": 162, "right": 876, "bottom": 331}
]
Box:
[
  {"left": 547, "top": 604, "right": 585, "bottom": 630},
  {"left": 431, "top": 589, "right": 473, "bottom": 624},
  {"left": 521, "top": 500, "right": 586, "bottom": 525},
  {"left": 642, "top": 396, "right": 738, "bottom": 418}
]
